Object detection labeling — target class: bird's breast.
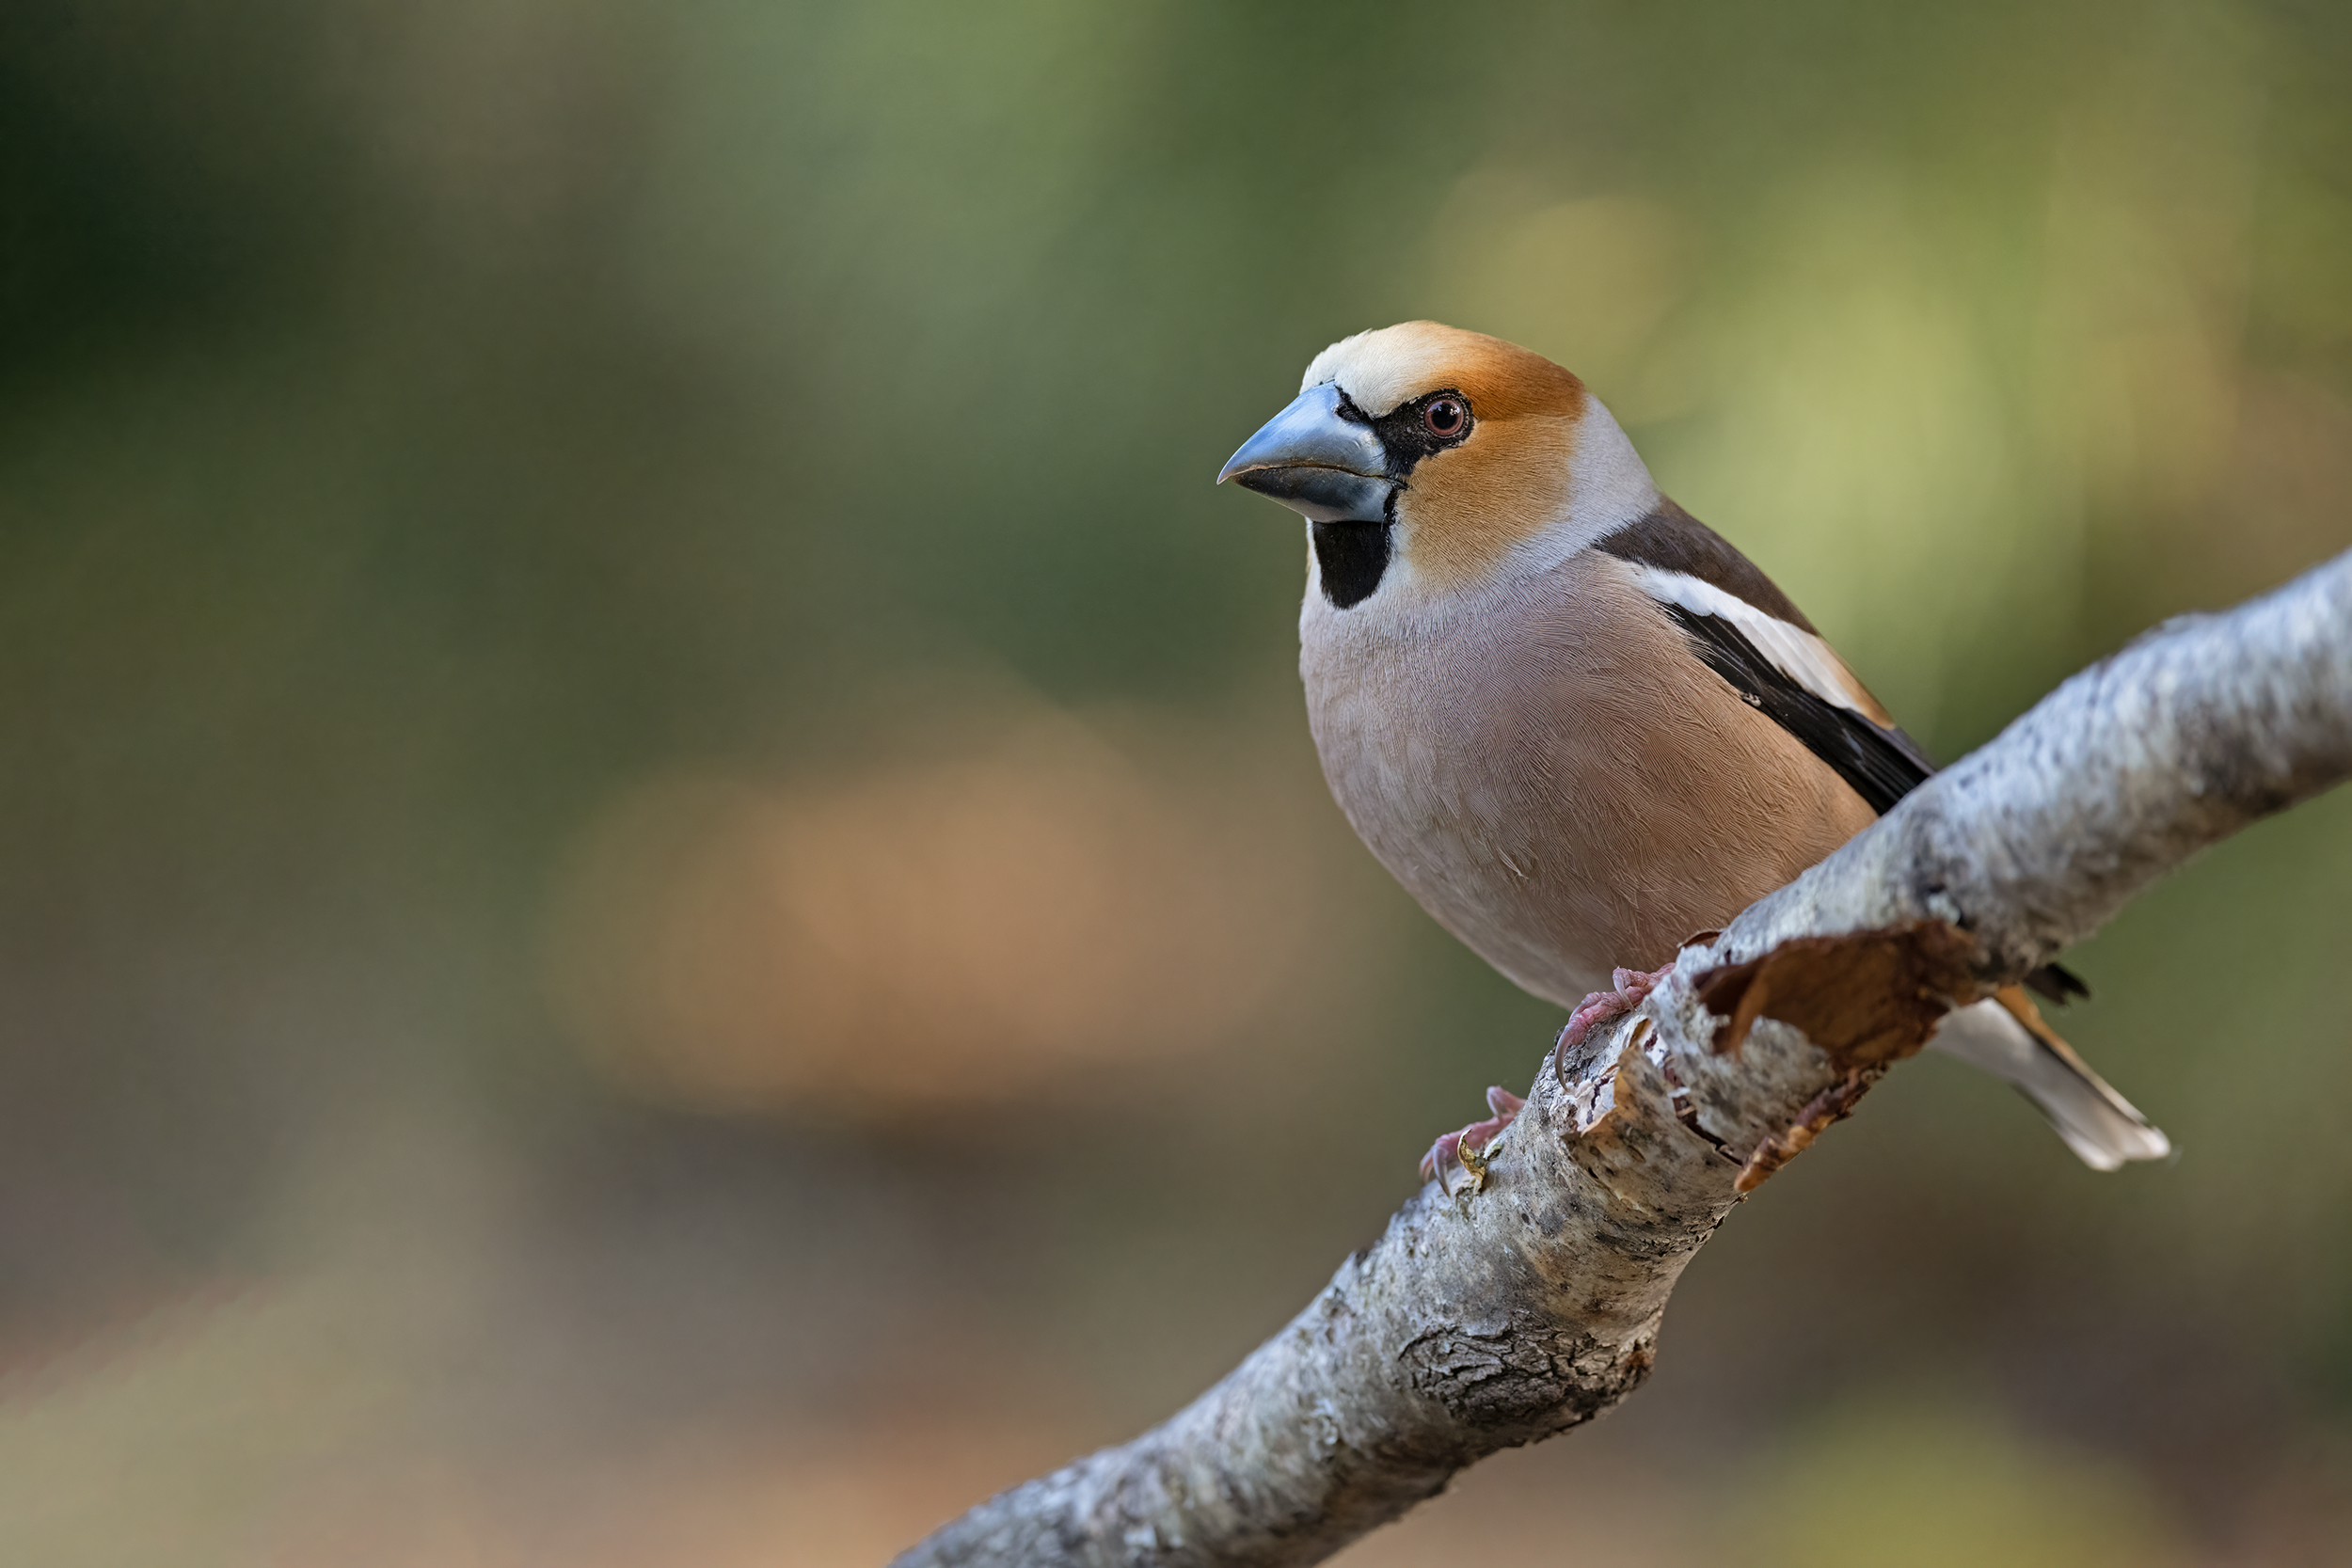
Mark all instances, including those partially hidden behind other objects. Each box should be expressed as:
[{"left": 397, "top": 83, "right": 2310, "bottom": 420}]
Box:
[{"left": 1298, "top": 551, "right": 1877, "bottom": 1007}]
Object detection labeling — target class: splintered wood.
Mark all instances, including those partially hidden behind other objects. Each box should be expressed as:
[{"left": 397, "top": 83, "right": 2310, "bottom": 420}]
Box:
[{"left": 1693, "top": 920, "right": 1983, "bottom": 1066}]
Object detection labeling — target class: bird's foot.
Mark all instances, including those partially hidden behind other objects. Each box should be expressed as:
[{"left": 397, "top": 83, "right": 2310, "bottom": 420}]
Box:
[
  {"left": 1553, "top": 964, "right": 1674, "bottom": 1079},
  {"left": 1417, "top": 964, "right": 1676, "bottom": 1194},
  {"left": 1420, "top": 1085, "right": 1526, "bottom": 1195}
]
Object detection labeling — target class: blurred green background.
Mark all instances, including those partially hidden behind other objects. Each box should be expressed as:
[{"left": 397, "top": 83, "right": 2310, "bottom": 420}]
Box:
[{"left": 2, "top": 1, "right": 2349, "bottom": 1562}]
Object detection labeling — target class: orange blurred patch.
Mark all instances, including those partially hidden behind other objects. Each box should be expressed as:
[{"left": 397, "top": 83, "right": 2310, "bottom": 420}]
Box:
[{"left": 543, "top": 698, "right": 1332, "bottom": 1112}]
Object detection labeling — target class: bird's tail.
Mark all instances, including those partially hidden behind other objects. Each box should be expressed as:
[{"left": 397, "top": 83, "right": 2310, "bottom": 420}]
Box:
[{"left": 1927, "top": 988, "right": 2170, "bottom": 1169}]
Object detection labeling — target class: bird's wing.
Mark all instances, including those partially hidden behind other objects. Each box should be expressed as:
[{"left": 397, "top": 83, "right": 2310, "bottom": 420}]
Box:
[
  {"left": 1596, "top": 503, "right": 1934, "bottom": 814},
  {"left": 1623, "top": 563, "right": 1935, "bottom": 815},
  {"left": 1595, "top": 502, "right": 2086, "bottom": 1004}
]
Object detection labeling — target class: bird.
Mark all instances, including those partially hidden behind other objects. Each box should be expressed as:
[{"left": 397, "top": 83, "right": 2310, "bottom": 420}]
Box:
[{"left": 1216, "top": 320, "right": 2169, "bottom": 1188}]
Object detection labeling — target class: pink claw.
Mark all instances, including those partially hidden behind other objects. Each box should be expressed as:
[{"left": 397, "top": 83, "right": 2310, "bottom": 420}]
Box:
[
  {"left": 1419, "top": 1085, "right": 1528, "bottom": 1189},
  {"left": 1557, "top": 963, "right": 1673, "bottom": 1055},
  {"left": 1418, "top": 963, "right": 1675, "bottom": 1191}
]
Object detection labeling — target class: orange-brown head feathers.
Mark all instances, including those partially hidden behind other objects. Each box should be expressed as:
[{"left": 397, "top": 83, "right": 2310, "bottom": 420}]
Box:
[
  {"left": 1222, "top": 323, "right": 1659, "bottom": 614},
  {"left": 1299, "top": 321, "right": 1587, "bottom": 425}
]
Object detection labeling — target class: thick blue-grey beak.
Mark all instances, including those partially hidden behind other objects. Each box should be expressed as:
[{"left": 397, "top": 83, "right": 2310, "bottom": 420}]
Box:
[{"left": 1216, "top": 383, "right": 1395, "bottom": 525}]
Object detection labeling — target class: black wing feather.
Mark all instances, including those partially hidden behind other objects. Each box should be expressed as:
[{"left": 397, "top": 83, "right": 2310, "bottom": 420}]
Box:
[
  {"left": 1659, "top": 602, "right": 1933, "bottom": 814},
  {"left": 1658, "top": 602, "right": 2088, "bottom": 1005}
]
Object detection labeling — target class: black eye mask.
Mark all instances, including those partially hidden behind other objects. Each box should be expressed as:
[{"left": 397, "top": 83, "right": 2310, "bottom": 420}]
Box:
[{"left": 1311, "top": 388, "right": 1473, "bottom": 610}]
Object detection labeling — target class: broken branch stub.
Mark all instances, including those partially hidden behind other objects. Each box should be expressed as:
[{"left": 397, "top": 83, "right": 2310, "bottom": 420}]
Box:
[
  {"left": 1694, "top": 918, "right": 1983, "bottom": 1063},
  {"left": 894, "top": 546, "right": 2352, "bottom": 1568}
]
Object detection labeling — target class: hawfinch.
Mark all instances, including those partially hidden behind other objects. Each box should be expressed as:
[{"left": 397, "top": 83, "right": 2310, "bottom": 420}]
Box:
[{"left": 1217, "top": 321, "right": 2169, "bottom": 1184}]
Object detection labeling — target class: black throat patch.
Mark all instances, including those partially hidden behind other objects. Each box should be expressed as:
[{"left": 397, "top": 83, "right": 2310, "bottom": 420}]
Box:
[{"left": 1311, "top": 520, "right": 1390, "bottom": 609}]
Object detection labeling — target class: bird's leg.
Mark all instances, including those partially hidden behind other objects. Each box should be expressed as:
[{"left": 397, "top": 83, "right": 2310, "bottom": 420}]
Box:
[
  {"left": 1552, "top": 963, "right": 1674, "bottom": 1084},
  {"left": 1419, "top": 1085, "right": 1526, "bottom": 1195},
  {"left": 1417, "top": 964, "right": 1673, "bottom": 1193}
]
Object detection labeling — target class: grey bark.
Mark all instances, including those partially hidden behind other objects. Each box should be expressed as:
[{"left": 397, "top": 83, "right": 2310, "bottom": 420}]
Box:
[{"left": 893, "top": 547, "right": 2352, "bottom": 1568}]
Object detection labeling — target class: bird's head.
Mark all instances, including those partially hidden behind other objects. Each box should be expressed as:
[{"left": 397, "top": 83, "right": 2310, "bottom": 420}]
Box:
[{"left": 1217, "top": 322, "right": 1657, "bottom": 614}]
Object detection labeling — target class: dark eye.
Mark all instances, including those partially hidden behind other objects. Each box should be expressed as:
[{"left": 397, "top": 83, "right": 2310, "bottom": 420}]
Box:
[{"left": 1422, "top": 396, "right": 1468, "bottom": 438}]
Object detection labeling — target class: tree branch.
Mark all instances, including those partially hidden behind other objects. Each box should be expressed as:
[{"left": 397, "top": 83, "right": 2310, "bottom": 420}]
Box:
[{"left": 894, "top": 548, "right": 2352, "bottom": 1568}]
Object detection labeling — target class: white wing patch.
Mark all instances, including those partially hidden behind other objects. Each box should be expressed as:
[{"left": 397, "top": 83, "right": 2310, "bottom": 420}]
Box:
[{"left": 1626, "top": 564, "right": 1872, "bottom": 718}]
